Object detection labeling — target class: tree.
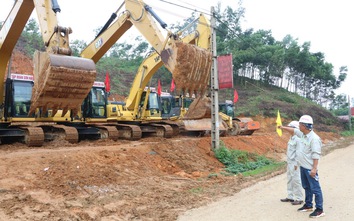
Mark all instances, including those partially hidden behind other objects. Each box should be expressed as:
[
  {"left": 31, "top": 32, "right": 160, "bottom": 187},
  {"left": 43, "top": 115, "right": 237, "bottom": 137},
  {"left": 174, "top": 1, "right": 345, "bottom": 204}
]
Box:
[
  {"left": 71, "top": 40, "right": 87, "bottom": 56},
  {"left": 329, "top": 94, "right": 349, "bottom": 116},
  {"left": 19, "top": 18, "right": 45, "bottom": 57}
]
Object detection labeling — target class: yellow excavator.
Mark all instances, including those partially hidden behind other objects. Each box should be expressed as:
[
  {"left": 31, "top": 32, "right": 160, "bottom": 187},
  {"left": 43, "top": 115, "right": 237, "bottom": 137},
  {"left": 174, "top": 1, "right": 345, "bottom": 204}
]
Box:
[
  {"left": 81, "top": 5, "right": 258, "bottom": 137},
  {"left": 0, "top": 0, "right": 212, "bottom": 146},
  {"left": 80, "top": 1, "right": 214, "bottom": 139},
  {"left": 0, "top": 0, "right": 97, "bottom": 146},
  {"left": 160, "top": 93, "right": 261, "bottom": 136}
]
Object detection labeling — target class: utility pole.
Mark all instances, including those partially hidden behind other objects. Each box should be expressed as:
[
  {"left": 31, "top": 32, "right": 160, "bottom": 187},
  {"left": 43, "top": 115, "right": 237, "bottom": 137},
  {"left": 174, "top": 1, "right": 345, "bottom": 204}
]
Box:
[
  {"left": 348, "top": 95, "right": 352, "bottom": 131},
  {"left": 210, "top": 7, "right": 220, "bottom": 149}
]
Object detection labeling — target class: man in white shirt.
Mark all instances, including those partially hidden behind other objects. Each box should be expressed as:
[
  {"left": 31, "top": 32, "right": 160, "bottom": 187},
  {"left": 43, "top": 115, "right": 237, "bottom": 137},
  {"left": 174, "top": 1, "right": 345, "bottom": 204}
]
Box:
[{"left": 279, "top": 115, "right": 325, "bottom": 218}]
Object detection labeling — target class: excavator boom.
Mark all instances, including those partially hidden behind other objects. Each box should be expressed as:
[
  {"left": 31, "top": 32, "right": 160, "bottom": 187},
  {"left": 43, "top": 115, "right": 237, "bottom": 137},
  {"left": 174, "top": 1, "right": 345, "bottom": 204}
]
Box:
[{"left": 81, "top": 0, "right": 211, "bottom": 98}]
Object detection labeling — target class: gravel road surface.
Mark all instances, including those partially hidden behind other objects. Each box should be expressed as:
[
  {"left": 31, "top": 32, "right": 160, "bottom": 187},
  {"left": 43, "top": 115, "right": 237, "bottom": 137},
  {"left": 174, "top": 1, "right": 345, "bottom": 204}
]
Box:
[{"left": 178, "top": 143, "right": 354, "bottom": 221}]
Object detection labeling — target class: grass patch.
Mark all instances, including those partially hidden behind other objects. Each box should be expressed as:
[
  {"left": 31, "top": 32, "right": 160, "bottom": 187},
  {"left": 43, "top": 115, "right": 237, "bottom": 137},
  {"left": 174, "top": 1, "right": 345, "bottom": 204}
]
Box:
[
  {"left": 189, "top": 187, "right": 204, "bottom": 194},
  {"left": 341, "top": 130, "right": 354, "bottom": 137},
  {"left": 214, "top": 142, "right": 282, "bottom": 176},
  {"left": 242, "top": 162, "right": 285, "bottom": 177}
]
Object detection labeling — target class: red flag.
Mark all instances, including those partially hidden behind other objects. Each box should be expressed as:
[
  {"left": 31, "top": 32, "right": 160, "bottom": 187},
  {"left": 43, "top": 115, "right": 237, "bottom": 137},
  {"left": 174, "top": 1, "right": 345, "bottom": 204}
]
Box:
[
  {"left": 104, "top": 71, "right": 111, "bottom": 93},
  {"left": 170, "top": 79, "right": 175, "bottom": 92},
  {"left": 157, "top": 79, "right": 162, "bottom": 96},
  {"left": 233, "top": 88, "right": 238, "bottom": 103}
]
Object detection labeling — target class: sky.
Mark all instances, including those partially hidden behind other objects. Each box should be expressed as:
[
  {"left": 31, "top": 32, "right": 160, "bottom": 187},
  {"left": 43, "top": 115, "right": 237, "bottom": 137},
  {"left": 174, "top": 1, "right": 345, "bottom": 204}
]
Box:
[{"left": 1, "top": 0, "right": 352, "bottom": 103}]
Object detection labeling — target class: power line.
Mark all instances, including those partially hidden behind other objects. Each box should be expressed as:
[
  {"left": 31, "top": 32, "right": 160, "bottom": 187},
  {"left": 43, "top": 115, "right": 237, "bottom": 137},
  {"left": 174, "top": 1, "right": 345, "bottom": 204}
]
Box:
[
  {"left": 156, "top": 0, "right": 211, "bottom": 17},
  {"left": 150, "top": 0, "right": 260, "bottom": 54}
]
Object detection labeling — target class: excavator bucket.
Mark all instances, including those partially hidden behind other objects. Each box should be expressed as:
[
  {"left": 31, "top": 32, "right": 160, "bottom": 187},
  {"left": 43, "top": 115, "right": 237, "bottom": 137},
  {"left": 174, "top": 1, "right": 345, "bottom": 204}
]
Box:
[
  {"left": 29, "top": 51, "right": 96, "bottom": 116},
  {"left": 183, "top": 96, "right": 211, "bottom": 120},
  {"left": 161, "top": 41, "right": 212, "bottom": 95}
]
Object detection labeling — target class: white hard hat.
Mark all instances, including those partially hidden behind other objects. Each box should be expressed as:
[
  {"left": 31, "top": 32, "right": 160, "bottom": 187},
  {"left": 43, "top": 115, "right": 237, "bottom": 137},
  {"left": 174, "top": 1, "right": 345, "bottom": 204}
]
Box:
[
  {"left": 299, "top": 115, "right": 313, "bottom": 124},
  {"left": 288, "top": 121, "right": 299, "bottom": 129}
]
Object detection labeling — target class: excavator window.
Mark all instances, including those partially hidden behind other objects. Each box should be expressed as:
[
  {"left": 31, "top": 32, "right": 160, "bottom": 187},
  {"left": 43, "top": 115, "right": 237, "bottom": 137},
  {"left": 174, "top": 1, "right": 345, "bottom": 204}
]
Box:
[
  {"left": 148, "top": 93, "right": 159, "bottom": 110},
  {"left": 226, "top": 104, "right": 234, "bottom": 118},
  {"left": 219, "top": 104, "right": 227, "bottom": 113},
  {"left": 184, "top": 98, "right": 193, "bottom": 109},
  {"left": 162, "top": 99, "right": 171, "bottom": 114},
  {"left": 91, "top": 88, "right": 106, "bottom": 117},
  {"left": 13, "top": 81, "right": 32, "bottom": 117}
]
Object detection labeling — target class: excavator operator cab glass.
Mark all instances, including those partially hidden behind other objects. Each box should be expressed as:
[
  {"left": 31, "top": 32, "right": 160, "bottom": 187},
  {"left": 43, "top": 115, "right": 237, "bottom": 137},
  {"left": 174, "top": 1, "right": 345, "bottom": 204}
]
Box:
[
  {"left": 183, "top": 98, "right": 193, "bottom": 109},
  {"left": 226, "top": 104, "right": 234, "bottom": 118},
  {"left": 162, "top": 98, "right": 171, "bottom": 114},
  {"left": 90, "top": 87, "right": 106, "bottom": 118},
  {"left": 219, "top": 103, "right": 235, "bottom": 118},
  {"left": 173, "top": 97, "right": 179, "bottom": 108},
  {"left": 139, "top": 91, "right": 161, "bottom": 116},
  {"left": 13, "top": 81, "right": 33, "bottom": 117},
  {"left": 148, "top": 92, "right": 160, "bottom": 112}
]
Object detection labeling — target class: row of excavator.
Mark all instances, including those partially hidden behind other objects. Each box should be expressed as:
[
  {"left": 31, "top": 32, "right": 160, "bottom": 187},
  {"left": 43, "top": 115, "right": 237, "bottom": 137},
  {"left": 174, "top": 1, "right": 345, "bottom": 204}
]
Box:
[{"left": 0, "top": 0, "right": 259, "bottom": 146}]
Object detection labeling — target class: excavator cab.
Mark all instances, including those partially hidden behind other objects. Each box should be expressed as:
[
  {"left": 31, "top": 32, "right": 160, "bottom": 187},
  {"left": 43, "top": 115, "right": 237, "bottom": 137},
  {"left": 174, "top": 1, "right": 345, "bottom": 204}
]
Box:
[
  {"left": 219, "top": 102, "right": 235, "bottom": 118},
  {"left": 13, "top": 82, "right": 32, "bottom": 117},
  {"left": 81, "top": 82, "right": 108, "bottom": 119},
  {"left": 161, "top": 94, "right": 181, "bottom": 119},
  {"left": 4, "top": 74, "right": 34, "bottom": 118},
  {"left": 139, "top": 90, "right": 161, "bottom": 118},
  {"left": 160, "top": 94, "right": 194, "bottom": 119}
]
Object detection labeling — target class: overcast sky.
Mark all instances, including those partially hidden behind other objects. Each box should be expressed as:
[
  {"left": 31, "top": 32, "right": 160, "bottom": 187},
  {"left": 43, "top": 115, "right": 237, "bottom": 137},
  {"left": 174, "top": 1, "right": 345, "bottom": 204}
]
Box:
[{"left": 1, "top": 0, "right": 352, "bottom": 102}]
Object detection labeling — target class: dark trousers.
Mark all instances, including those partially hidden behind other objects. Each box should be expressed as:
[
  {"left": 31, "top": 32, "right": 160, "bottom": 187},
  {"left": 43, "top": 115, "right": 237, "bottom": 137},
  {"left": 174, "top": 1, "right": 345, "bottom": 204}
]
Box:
[{"left": 300, "top": 166, "right": 324, "bottom": 210}]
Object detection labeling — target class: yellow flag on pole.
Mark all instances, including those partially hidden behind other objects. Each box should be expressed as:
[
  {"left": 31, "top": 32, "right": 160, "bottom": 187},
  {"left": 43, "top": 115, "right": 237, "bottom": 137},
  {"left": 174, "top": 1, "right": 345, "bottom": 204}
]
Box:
[{"left": 276, "top": 110, "right": 283, "bottom": 137}]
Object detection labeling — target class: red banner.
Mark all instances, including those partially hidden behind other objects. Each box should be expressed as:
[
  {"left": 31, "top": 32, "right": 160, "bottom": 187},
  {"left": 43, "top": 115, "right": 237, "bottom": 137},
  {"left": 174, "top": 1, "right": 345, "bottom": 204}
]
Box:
[
  {"left": 170, "top": 79, "right": 175, "bottom": 92},
  {"left": 217, "top": 54, "right": 233, "bottom": 89},
  {"left": 233, "top": 88, "right": 239, "bottom": 103},
  {"left": 104, "top": 71, "right": 111, "bottom": 92},
  {"left": 157, "top": 79, "right": 162, "bottom": 96}
]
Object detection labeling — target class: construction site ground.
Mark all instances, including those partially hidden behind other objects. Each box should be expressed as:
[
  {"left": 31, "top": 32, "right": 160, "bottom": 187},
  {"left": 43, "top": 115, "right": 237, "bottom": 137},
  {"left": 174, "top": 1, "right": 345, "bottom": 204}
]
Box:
[
  {"left": 0, "top": 115, "right": 348, "bottom": 221},
  {"left": 1, "top": 51, "right": 350, "bottom": 220}
]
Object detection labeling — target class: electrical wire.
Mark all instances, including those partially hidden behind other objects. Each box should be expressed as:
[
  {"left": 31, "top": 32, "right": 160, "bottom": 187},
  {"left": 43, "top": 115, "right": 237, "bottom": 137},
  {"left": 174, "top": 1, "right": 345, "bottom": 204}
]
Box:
[{"left": 125, "top": 0, "right": 259, "bottom": 54}]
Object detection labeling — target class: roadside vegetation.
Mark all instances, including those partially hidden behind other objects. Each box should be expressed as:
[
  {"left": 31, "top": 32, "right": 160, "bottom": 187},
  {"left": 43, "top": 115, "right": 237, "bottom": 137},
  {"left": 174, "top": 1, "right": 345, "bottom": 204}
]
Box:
[
  {"left": 214, "top": 142, "right": 285, "bottom": 176},
  {"left": 341, "top": 130, "right": 354, "bottom": 137}
]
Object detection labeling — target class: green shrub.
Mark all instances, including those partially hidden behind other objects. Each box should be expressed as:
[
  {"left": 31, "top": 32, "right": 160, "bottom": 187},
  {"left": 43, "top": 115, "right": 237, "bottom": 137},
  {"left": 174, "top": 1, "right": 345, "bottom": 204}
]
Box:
[{"left": 214, "top": 146, "right": 276, "bottom": 175}]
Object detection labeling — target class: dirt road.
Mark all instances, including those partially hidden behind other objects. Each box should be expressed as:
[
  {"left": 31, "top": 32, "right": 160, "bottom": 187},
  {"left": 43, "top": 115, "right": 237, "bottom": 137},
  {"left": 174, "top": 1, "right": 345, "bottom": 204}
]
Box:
[{"left": 178, "top": 142, "right": 354, "bottom": 221}]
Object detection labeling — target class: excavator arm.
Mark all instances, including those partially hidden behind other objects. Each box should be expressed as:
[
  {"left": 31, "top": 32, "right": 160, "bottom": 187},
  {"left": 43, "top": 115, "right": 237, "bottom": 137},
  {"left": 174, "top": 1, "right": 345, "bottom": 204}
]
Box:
[
  {"left": 81, "top": 0, "right": 166, "bottom": 62},
  {"left": 0, "top": 0, "right": 96, "bottom": 117},
  {"left": 81, "top": 0, "right": 211, "bottom": 97},
  {"left": 124, "top": 14, "right": 212, "bottom": 118}
]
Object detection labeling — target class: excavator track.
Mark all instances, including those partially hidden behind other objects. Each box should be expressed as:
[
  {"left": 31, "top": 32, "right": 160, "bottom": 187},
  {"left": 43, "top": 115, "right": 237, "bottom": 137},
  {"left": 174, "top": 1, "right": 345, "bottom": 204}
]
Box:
[
  {"left": 95, "top": 125, "right": 119, "bottom": 141},
  {"left": 160, "top": 121, "right": 182, "bottom": 136},
  {"left": 20, "top": 127, "right": 44, "bottom": 147},
  {"left": 116, "top": 124, "right": 142, "bottom": 140},
  {"left": 50, "top": 125, "right": 79, "bottom": 143},
  {"left": 150, "top": 124, "right": 173, "bottom": 138}
]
